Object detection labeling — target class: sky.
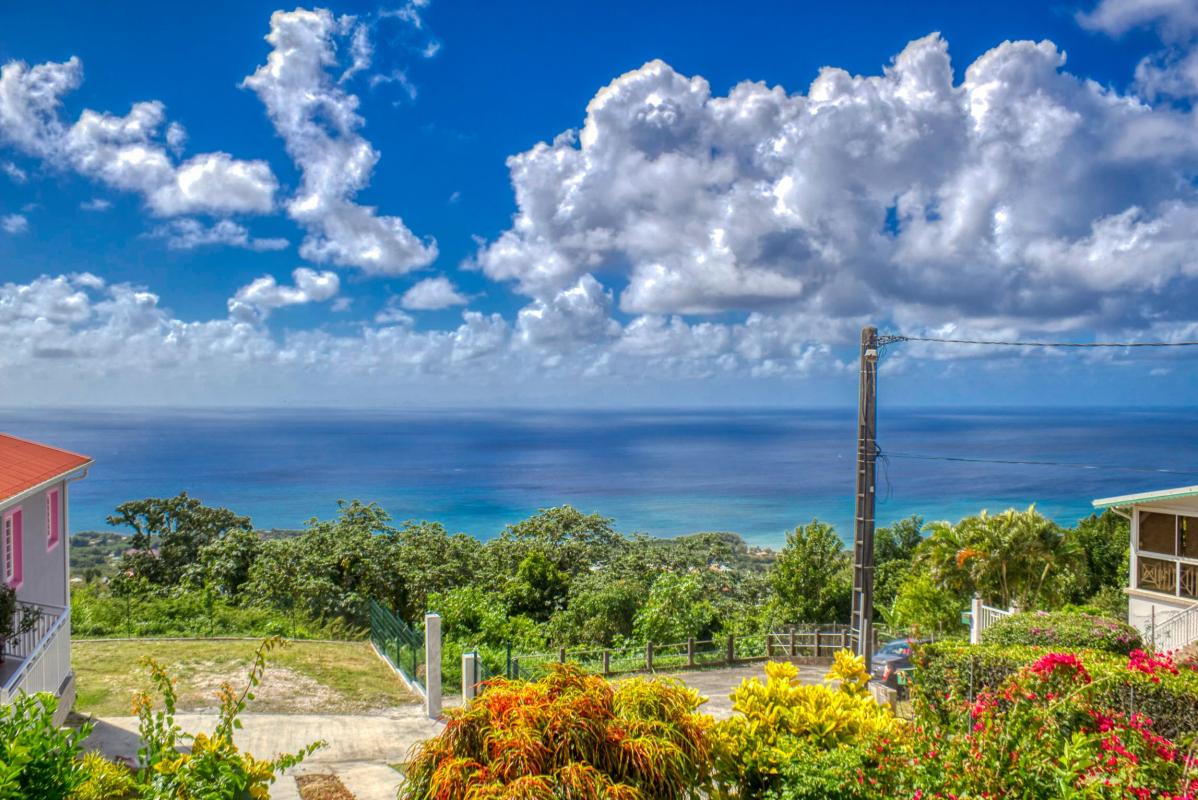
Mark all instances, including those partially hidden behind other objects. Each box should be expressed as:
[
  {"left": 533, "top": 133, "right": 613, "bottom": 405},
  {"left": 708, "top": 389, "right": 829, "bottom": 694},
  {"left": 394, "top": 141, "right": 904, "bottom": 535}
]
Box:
[{"left": 3, "top": 0, "right": 1198, "bottom": 407}]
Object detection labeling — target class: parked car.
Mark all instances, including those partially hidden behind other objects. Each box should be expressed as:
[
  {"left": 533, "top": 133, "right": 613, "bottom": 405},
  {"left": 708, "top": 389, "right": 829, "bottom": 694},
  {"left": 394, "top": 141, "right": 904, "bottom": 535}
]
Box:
[{"left": 870, "top": 638, "right": 927, "bottom": 695}]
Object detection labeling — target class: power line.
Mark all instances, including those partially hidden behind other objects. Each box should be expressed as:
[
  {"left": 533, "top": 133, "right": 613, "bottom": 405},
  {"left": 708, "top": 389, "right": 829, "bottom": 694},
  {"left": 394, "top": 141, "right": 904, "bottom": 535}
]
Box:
[
  {"left": 881, "top": 335, "right": 1198, "bottom": 348},
  {"left": 879, "top": 449, "right": 1198, "bottom": 478}
]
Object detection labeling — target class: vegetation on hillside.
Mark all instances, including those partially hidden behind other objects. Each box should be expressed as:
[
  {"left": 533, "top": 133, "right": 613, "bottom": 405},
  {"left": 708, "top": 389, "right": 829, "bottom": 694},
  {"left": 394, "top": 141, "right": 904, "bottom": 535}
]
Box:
[{"left": 73, "top": 493, "right": 1131, "bottom": 680}]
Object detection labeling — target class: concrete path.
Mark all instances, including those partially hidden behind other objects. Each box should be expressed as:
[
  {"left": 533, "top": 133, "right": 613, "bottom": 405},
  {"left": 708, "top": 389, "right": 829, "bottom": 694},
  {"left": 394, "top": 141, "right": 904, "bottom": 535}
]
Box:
[{"left": 84, "top": 708, "right": 441, "bottom": 799}]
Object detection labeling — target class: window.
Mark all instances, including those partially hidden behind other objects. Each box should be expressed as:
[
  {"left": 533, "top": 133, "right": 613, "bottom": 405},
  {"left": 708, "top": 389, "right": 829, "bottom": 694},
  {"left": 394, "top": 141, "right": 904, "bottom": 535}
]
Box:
[
  {"left": 2, "top": 508, "right": 22, "bottom": 588},
  {"left": 1139, "top": 512, "right": 1177, "bottom": 555},
  {"left": 46, "top": 489, "right": 60, "bottom": 550},
  {"left": 1182, "top": 516, "right": 1198, "bottom": 560}
]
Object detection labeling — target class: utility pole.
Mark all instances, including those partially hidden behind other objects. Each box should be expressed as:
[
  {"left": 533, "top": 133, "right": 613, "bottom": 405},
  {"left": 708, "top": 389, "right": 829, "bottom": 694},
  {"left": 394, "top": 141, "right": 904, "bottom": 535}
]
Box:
[{"left": 850, "top": 326, "right": 878, "bottom": 665}]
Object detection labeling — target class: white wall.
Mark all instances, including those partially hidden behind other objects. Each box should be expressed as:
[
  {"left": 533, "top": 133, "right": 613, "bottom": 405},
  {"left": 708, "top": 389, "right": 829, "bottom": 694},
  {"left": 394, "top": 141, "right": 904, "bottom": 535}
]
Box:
[{"left": 1, "top": 481, "right": 69, "bottom": 609}]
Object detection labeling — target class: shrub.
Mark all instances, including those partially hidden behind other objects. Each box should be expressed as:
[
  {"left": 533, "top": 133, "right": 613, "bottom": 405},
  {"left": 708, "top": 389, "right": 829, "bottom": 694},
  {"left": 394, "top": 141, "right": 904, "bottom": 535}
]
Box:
[
  {"left": 0, "top": 694, "right": 91, "bottom": 800},
  {"left": 399, "top": 663, "right": 713, "bottom": 799},
  {"left": 133, "top": 637, "right": 322, "bottom": 799},
  {"left": 71, "top": 752, "right": 138, "bottom": 800},
  {"left": 712, "top": 652, "right": 901, "bottom": 799},
  {"left": 905, "top": 651, "right": 1198, "bottom": 798},
  {"left": 980, "top": 609, "right": 1142, "bottom": 654},
  {"left": 915, "top": 642, "right": 1198, "bottom": 739},
  {"left": 766, "top": 744, "right": 877, "bottom": 800}
]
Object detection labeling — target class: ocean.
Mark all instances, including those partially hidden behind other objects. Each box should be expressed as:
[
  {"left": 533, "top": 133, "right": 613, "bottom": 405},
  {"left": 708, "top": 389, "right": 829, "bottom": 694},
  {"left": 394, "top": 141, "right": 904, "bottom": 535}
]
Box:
[{"left": 4, "top": 407, "right": 1197, "bottom": 548}]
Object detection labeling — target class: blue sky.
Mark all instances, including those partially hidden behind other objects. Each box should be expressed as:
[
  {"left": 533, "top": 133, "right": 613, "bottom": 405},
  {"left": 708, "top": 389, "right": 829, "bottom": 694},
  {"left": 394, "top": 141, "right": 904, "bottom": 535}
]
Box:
[{"left": 2, "top": 0, "right": 1197, "bottom": 407}]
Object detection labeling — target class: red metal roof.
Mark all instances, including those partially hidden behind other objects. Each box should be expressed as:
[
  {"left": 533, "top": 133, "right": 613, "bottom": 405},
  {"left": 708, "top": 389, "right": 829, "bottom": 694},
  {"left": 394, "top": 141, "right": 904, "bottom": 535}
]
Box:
[{"left": 0, "top": 434, "right": 91, "bottom": 504}]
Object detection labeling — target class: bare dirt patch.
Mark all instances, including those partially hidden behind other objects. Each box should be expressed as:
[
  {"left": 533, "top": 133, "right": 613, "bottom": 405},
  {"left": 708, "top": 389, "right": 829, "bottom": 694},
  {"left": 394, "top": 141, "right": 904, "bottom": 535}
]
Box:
[{"left": 297, "top": 773, "right": 357, "bottom": 800}]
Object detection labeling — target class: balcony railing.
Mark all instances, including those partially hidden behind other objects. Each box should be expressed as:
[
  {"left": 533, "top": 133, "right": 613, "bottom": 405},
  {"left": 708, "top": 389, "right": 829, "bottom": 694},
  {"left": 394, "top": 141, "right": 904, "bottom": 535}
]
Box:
[{"left": 0, "top": 602, "right": 71, "bottom": 706}]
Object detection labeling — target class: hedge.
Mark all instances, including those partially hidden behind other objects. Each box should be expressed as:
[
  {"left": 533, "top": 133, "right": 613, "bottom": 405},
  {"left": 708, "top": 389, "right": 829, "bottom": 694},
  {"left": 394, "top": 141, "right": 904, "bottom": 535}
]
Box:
[
  {"left": 914, "top": 642, "right": 1198, "bottom": 740},
  {"left": 979, "top": 610, "right": 1142, "bottom": 654}
]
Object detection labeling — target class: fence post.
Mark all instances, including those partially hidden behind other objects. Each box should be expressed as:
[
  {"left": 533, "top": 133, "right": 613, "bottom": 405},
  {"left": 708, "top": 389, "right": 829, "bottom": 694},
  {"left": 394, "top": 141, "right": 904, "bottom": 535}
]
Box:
[
  {"left": 789, "top": 630, "right": 797, "bottom": 657},
  {"left": 726, "top": 634, "right": 735, "bottom": 665},
  {"left": 815, "top": 630, "right": 822, "bottom": 658},
  {"left": 646, "top": 642, "right": 654, "bottom": 672},
  {"left": 513, "top": 657, "right": 520, "bottom": 680},
  {"left": 462, "top": 651, "right": 478, "bottom": 702},
  {"left": 970, "top": 594, "right": 983, "bottom": 645},
  {"left": 766, "top": 634, "right": 773, "bottom": 658},
  {"left": 602, "top": 650, "right": 610, "bottom": 675},
  {"left": 506, "top": 642, "right": 512, "bottom": 679},
  {"left": 1150, "top": 606, "right": 1156, "bottom": 651},
  {"left": 425, "top": 613, "right": 442, "bottom": 720},
  {"left": 687, "top": 637, "right": 695, "bottom": 667}
]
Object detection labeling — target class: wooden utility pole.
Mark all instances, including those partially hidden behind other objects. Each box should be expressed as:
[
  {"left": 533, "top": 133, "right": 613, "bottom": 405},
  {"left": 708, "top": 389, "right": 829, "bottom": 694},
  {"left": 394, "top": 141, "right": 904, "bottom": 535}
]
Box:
[{"left": 850, "top": 326, "right": 878, "bottom": 665}]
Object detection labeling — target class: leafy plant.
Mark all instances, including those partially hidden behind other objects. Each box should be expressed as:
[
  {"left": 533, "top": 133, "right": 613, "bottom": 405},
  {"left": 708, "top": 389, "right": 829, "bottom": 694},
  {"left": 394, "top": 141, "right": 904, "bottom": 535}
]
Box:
[
  {"left": 712, "top": 652, "right": 901, "bottom": 799},
  {"left": 133, "top": 637, "right": 323, "bottom": 799},
  {"left": 0, "top": 693, "right": 91, "bottom": 800},
  {"left": 71, "top": 752, "right": 138, "bottom": 800},
  {"left": 0, "top": 586, "right": 40, "bottom": 663},
  {"left": 399, "top": 663, "right": 713, "bottom": 799},
  {"left": 981, "top": 609, "right": 1143, "bottom": 654}
]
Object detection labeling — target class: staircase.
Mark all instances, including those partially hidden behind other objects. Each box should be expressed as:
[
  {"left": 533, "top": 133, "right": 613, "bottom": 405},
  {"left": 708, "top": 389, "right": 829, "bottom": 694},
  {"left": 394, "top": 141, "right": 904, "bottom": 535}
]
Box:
[{"left": 1150, "top": 602, "right": 1198, "bottom": 653}]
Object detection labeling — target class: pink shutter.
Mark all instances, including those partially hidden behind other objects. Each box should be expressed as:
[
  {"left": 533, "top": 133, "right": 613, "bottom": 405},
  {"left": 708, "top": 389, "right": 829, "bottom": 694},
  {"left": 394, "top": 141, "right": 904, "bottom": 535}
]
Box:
[
  {"left": 12, "top": 509, "right": 22, "bottom": 587},
  {"left": 47, "top": 490, "right": 60, "bottom": 549}
]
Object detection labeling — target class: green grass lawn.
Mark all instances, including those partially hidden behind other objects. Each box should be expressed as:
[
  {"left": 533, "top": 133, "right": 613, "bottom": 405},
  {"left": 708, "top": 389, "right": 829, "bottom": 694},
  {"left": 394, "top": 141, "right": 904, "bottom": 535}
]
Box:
[{"left": 73, "top": 639, "right": 415, "bottom": 717}]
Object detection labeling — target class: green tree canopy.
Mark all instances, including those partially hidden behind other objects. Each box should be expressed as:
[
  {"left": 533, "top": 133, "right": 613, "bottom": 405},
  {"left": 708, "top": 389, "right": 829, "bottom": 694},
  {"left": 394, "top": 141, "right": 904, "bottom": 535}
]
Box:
[
  {"left": 768, "top": 520, "right": 852, "bottom": 624},
  {"left": 109, "top": 493, "right": 251, "bottom": 586}
]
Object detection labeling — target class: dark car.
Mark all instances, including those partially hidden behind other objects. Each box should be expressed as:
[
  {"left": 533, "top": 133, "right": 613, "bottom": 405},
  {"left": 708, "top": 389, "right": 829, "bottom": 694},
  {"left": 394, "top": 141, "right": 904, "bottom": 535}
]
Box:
[{"left": 870, "top": 638, "right": 927, "bottom": 694}]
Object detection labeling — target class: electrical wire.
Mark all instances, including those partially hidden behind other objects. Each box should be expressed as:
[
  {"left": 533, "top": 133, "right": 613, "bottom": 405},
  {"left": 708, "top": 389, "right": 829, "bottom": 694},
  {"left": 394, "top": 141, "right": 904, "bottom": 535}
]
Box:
[
  {"left": 877, "top": 448, "right": 1198, "bottom": 478},
  {"left": 881, "top": 335, "right": 1198, "bottom": 348}
]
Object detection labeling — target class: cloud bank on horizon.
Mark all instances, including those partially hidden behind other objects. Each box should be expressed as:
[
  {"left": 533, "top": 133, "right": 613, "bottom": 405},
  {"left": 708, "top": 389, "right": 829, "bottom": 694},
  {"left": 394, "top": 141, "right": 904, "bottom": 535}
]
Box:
[{"left": 3, "top": 0, "right": 1198, "bottom": 404}]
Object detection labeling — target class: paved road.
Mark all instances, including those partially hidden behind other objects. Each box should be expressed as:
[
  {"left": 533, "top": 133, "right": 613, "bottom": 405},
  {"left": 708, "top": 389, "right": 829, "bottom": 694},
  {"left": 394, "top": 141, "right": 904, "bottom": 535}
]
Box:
[{"left": 84, "top": 708, "right": 441, "bottom": 799}]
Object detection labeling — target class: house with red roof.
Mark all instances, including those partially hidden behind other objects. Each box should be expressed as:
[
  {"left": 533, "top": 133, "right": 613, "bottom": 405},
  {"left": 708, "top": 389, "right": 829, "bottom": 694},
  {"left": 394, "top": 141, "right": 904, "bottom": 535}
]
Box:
[{"left": 0, "top": 433, "right": 91, "bottom": 721}]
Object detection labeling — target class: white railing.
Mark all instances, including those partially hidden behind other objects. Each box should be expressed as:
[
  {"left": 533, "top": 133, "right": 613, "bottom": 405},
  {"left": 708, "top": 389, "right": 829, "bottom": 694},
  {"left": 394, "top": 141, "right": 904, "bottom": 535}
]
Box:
[
  {"left": 1149, "top": 602, "right": 1198, "bottom": 653},
  {"left": 0, "top": 605, "right": 71, "bottom": 706},
  {"left": 970, "top": 595, "right": 1013, "bottom": 644}
]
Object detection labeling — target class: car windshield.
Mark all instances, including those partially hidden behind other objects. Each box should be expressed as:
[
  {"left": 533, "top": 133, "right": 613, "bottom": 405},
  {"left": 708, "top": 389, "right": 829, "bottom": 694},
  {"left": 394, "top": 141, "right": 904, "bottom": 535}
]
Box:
[{"left": 878, "top": 639, "right": 912, "bottom": 656}]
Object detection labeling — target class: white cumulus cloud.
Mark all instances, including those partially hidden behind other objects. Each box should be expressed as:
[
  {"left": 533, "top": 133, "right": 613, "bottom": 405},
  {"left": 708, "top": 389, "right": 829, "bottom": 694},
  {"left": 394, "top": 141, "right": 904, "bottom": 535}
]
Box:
[
  {"left": 242, "top": 8, "right": 437, "bottom": 275},
  {"left": 151, "top": 218, "right": 289, "bottom": 252},
  {"left": 228, "top": 267, "right": 341, "bottom": 321},
  {"left": 1, "top": 213, "right": 28, "bottom": 234},
  {"left": 401, "top": 276, "right": 468, "bottom": 310}
]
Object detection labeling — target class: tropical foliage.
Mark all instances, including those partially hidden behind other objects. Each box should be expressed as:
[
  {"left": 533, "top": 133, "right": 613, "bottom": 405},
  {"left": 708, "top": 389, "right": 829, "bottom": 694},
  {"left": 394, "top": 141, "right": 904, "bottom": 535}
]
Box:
[
  {"left": 712, "top": 652, "right": 900, "bottom": 798},
  {"left": 0, "top": 694, "right": 91, "bottom": 800},
  {"left": 981, "top": 609, "right": 1143, "bottom": 654},
  {"left": 398, "top": 663, "right": 713, "bottom": 799}
]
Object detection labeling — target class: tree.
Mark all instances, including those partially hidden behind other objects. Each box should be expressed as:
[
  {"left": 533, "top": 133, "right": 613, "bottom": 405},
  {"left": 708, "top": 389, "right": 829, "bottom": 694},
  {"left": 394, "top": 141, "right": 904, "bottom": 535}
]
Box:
[
  {"left": 108, "top": 493, "right": 251, "bottom": 586},
  {"left": 386, "top": 521, "right": 482, "bottom": 622},
  {"left": 187, "top": 527, "right": 261, "bottom": 597},
  {"left": 769, "top": 520, "right": 852, "bottom": 624},
  {"left": 547, "top": 572, "right": 645, "bottom": 647},
  {"left": 884, "top": 572, "right": 963, "bottom": 634},
  {"left": 632, "top": 573, "right": 718, "bottom": 644},
  {"left": 504, "top": 550, "right": 570, "bottom": 622},
  {"left": 243, "top": 500, "right": 398, "bottom": 625},
  {"left": 874, "top": 516, "right": 924, "bottom": 613},
  {"left": 1069, "top": 510, "right": 1130, "bottom": 602},
  {"left": 919, "top": 506, "right": 1084, "bottom": 610}
]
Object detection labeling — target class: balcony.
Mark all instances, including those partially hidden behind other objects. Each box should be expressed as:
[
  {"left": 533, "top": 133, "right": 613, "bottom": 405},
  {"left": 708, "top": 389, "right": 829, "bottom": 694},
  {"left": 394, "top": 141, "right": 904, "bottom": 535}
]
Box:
[{"left": 0, "top": 602, "right": 72, "bottom": 711}]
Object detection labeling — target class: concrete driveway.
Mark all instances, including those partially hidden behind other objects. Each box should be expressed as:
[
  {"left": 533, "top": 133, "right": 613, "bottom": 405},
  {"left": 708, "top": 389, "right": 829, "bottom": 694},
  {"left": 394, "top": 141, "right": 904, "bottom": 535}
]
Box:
[
  {"left": 655, "top": 661, "right": 829, "bottom": 718},
  {"left": 84, "top": 708, "right": 442, "bottom": 799}
]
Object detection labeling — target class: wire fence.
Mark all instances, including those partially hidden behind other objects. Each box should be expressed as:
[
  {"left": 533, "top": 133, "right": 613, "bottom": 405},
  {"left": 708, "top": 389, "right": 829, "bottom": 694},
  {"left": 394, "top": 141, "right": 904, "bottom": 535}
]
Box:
[
  {"left": 369, "top": 600, "right": 425, "bottom": 692},
  {"left": 506, "top": 625, "right": 858, "bottom": 681}
]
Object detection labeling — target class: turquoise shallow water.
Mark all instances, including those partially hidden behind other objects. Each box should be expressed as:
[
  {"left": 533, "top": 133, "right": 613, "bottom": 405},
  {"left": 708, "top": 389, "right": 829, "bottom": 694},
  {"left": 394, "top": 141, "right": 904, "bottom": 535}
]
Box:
[{"left": 4, "top": 407, "right": 1197, "bottom": 548}]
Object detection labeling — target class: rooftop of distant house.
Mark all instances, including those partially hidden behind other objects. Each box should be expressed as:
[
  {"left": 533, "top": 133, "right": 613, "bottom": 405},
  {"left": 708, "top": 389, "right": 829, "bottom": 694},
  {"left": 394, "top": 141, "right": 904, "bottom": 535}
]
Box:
[{"left": 0, "top": 433, "right": 92, "bottom": 504}]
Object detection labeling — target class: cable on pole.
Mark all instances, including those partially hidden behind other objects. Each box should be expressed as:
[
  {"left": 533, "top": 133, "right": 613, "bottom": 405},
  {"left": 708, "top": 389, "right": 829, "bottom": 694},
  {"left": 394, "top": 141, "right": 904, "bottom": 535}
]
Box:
[{"left": 877, "top": 449, "right": 1198, "bottom": 478}]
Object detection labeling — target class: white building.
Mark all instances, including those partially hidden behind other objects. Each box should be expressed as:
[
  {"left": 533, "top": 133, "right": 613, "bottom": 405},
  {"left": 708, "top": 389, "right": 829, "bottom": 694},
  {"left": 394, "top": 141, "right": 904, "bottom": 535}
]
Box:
[
  {"left": 0, "top": 433, "right": 91, "bottom": 722},
  {"left": 1093, "top": 486, "right": 1198, "bottom": 652}
]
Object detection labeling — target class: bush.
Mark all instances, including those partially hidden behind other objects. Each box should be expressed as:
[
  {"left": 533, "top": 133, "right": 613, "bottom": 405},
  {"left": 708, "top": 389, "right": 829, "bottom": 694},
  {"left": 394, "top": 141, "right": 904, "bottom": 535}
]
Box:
[
  {"left": 0, "top": 694, "right": 91, "bottom": 800},
  {"left": 712, "top": 652, "right": 901, "bottom": 799},
  {"left": 905, "top": 651, "right": 1198, "bottom": 797},
  {"left": 915, "top": 642, "right": 1198, "bottom": 739},
  {"left": 399, "top": 663, "right": 712, "bottom": 799},
  {"left": 767, "top": 744, "right": 877, "bottom": 800},
  {"left": 133, "top": 637, "right": 322, "bottom": 798},
  {"left": 980, "top": 609, "right": 1142, "bottom": 654},
  {"left": 72, "top": 753, "right": 138, "bottom": 800}
]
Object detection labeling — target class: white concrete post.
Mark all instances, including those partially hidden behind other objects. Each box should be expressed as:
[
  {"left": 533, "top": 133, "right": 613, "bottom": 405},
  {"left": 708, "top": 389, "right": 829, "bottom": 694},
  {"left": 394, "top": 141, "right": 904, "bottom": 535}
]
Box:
[
  {"left": 970, "top": 594, "right": 983, "bottom": 645},
  {"left": 462, "top": 651, "right": 478, "bottom": 702},
  {"left": 425, "top": 613, "right": 442, "bottom": 719}
]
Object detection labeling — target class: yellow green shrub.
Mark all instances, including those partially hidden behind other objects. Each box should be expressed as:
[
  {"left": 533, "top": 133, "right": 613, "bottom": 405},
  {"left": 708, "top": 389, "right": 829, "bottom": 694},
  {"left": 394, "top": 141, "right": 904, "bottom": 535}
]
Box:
[{"left": 712, "top": 653, "right": 901, "bottom": 798}]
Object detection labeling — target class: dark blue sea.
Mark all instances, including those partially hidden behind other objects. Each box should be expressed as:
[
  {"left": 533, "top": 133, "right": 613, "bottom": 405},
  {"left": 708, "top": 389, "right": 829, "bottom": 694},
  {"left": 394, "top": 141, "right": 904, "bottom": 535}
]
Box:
[{"left": 4, "top": 407, "right": 1197, "bottom": 547}]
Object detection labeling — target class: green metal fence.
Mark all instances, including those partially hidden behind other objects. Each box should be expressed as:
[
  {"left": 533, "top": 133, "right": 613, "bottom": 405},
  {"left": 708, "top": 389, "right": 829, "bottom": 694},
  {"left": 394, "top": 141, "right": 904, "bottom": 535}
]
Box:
[{"left": 370, "top": 600, "right": 425, "bottom": 692}]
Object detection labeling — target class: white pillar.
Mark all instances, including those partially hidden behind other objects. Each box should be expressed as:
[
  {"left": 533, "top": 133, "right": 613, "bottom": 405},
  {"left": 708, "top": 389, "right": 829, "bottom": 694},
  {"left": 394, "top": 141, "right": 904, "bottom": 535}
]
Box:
[
  {"left": 424, "top": 613, "right": 441, "bottom": 719},
  {"left": 970, "top": 594, "right": 983, "bottom": 645},
  {"left": 462, "top": 651, "right": 478, "bottom": 702}
]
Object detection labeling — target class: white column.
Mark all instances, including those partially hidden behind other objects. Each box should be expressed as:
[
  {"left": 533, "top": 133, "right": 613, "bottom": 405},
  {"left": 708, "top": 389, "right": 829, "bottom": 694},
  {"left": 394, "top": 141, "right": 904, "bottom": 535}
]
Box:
[
  {"left": 970, "top": 594, "right": 983, "bottom": 645},
  {"left": 424, "top": 613, "right": 441, "bottom": 719},
  {"left": 462, "top": 651, "right": 478, "bottom": 702}
]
